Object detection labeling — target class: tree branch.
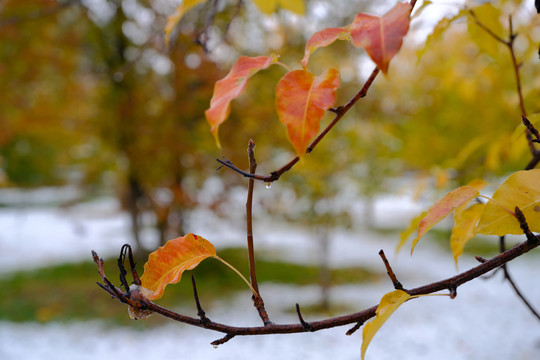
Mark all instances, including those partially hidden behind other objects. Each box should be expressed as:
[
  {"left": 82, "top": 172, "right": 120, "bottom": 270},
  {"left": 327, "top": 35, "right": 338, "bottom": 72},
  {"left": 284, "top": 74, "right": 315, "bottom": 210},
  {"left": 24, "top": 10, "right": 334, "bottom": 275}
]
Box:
[{"left": 92, "top": 233, "right": 539, "bottom": 341}]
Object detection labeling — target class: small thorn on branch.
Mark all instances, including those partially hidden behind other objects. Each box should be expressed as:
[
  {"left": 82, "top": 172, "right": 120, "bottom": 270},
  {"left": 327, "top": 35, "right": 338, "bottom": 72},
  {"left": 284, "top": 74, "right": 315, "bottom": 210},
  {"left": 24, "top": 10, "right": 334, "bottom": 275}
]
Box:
[
  {"left": 192, "top": 275, "right": 209, "bottom": 324},
  {"left": 379, "top": 250, "right": 403, "bottom": 290},
  {"left": 475, "top": 256, "right": 487, "bottom": 263},
  {"left": 211, "top": 334, "right": 235, "bottom": 346},
  {"left": 345, "top": 320, "right": 364, "bottom": 336},
  {"left": 295, "top": 304, "right": 314, "bottom": 332}
]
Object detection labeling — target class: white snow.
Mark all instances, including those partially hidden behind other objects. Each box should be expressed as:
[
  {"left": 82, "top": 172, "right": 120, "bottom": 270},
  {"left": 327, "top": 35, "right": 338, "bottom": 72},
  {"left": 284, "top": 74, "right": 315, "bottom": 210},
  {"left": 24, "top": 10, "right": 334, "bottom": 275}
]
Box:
[{"left": 0, "top": 187, "right": 539, "bottom": 359}]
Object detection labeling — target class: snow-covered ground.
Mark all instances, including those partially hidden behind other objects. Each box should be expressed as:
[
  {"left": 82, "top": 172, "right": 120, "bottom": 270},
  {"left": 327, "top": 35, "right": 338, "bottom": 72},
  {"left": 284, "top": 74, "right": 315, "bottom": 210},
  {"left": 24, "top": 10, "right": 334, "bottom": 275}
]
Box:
[{"left": 0, "top": 187, "right": 539, "bottom": 359}]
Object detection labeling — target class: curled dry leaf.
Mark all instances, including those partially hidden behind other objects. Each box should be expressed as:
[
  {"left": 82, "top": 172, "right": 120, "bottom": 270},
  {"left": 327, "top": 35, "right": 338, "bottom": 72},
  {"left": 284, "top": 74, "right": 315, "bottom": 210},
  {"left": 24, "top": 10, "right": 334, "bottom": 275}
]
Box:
[
  {"left": 205, "top": 55, "right": 279, "bottom": 147},
  {"left": 476, "top": 169, "right": 540, "bottom": 235},
  {"left": 350, "top": 2, "right": 412, "bottom": 74},
  {"left": 301, "top": 27, "right": 351, "bottom": 68},
  {"left": 361, "top": 290, "right": 411, "bottom": 360},
  {"left": 140, "top": 233, "right": 216, "bottom": 300},
  {"left": 276, "top": 68, "right": 340, "bottom": 156}
]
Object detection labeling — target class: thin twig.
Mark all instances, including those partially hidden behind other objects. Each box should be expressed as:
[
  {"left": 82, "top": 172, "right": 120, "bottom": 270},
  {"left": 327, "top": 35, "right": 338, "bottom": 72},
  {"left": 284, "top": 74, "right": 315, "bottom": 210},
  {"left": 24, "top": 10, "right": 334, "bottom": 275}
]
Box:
[
  {"left": 118, "top": 245, "right": 131, "bottom": 293},
  {"left": 499, "top": 237, "right": 540, "bottom": 321},
  {"left": 211, "top": 334, "right": 235, "bottom": 346},
  {"left": 192, "top": 275, "right": 209, "bottom": 323},
  {"left": 295, "top": 304, "right": 314, "bottom": 331},
  {"left": 345, "top": 321, "right": 364, "bottom": 336},
  {"left": 245, "top": 140, "right": 272, "bottom": 325},
  {"left": 514, "top": 207, "right": 537, "bottom": 244},
  {"left": 196, "top": 0, "right": 220, "bottom": 52},
  {"left": 378, "top": 250, "right": 403, "bottom": 290}
]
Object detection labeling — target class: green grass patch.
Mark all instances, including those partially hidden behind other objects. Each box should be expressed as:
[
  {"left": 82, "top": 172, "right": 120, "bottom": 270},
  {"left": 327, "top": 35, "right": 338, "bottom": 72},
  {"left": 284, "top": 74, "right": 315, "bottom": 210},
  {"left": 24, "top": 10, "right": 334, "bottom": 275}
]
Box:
[{"left": 0, "top": 247, "right": 379, "bottom": 326}]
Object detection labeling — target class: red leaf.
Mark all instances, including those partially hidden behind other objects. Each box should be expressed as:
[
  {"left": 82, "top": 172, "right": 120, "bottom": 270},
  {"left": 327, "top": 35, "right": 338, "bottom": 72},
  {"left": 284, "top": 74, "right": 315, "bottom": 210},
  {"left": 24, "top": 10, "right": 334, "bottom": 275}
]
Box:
[
  {"left": 276, "top": 68, "right": 340, "bottom": 156},
  {"left": 350, "top": 2, "right": 411, "bottom": 74},
  {"left": 140, "top": 233, "right": 216, "bottom": 300},
  {"left": 301, "top": 27, "right": 351, "bottom": 68},
  {"left": 205, "top": 55, "right": 279, "bottom": 147}
]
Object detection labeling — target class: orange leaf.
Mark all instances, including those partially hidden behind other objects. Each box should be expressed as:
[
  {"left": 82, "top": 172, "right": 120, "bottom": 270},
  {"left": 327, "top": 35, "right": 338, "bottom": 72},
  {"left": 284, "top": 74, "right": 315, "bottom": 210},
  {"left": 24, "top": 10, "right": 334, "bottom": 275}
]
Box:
[
  {"left": 205, "top": 55, "right": 279, "bottom": 147},
  {"left": 276, "top": 68, "right": 340, "bottom": 156},
  {"left": 411, "top": 186, "right": 479, "bottom": 254},
  {"left": 301, "top": 27, "right": 351, "bottom": 68},
  {"left": 350, "top": 2, "right": 412, "bottom": 74},
  {"left": 140, "top": 233, "right": 216, "bottom": 300}
]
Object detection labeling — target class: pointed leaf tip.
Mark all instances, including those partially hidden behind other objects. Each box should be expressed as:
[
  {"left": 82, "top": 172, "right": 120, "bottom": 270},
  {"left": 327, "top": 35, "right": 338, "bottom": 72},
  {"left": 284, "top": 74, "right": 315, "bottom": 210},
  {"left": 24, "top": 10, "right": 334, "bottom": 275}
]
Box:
[
  {"left": 301, "top": 27, "right": 351, "bottom": 68},
  {"left": 350, "top": 2, "right": 412, "bottom": 74},
  {"left": 205, "top": 55, "right": 279, "bottom": 147},
  {"left": 140, "top": 233, "right": 216, "bottom": 300},
  {"left": 361, "top": 290, "right": 410, "bottom": 359}
]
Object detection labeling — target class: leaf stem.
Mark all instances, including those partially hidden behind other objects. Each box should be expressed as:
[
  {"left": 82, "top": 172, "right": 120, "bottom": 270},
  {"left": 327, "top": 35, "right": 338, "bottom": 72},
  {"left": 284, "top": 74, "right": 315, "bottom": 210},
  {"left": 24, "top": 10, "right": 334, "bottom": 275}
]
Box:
[
  {"left": 213, "top": 255, "right": 259, "bottom": 297},
  {"left": 478, "top": 194, "right": 515, "bottom": 216}
]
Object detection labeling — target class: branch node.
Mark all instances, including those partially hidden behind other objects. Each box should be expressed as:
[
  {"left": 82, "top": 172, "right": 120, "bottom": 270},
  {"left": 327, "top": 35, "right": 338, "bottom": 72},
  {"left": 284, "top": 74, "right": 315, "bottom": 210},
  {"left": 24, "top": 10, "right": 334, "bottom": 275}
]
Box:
[
  {"left": 378, "top": 250, "right": 404, "bottom": 290},
  {"left": 449, "top": 284, "right": 457, "bottom": 299},
  {"left": 211, "top": 334, "right": 235, "bottom": 347},
  {"left": 345, "top": 320, "right": 364, "bottom": 336},
  {"left": 295, "top": 303, "right": 314, "bottom": 332}
]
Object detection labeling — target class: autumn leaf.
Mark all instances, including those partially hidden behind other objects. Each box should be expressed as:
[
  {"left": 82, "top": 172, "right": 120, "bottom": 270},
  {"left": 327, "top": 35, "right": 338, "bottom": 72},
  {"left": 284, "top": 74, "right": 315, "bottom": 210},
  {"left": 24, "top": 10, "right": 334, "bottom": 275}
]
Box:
[
  {"left": 397, "top": 210, "right": 427, "bottom": 253},
  {"left": 361, "top": 290, "right": 411, "bottom": 360},
  {"left": 350, "top": 2, "right": 412, "bottom": 74},
  {"left": 140, "top": 233, "right": 216, "bottom": 300},
  {"left": 450, "top": 202, "right": 485, "bottom": 267},
  {"left": 411, "top": 186, "right": 480, "bottom": 254},
  {"left": 252, "top": 0, "right": 305, "bottom": 15},
  {"left": 205, "top": 55, "right": 279, "bottom": 147},
  {"left": 164, "top": 0, "right": 207, "bottom": 47},
  {"left": 476, "top": 170, "right": 540, "bottom": 235},
  {"left": 276, "top": 68, "right": 340, "bottom": 156},
  {"left": 301, "top": 27, "right": 351, "bottom": 68}
]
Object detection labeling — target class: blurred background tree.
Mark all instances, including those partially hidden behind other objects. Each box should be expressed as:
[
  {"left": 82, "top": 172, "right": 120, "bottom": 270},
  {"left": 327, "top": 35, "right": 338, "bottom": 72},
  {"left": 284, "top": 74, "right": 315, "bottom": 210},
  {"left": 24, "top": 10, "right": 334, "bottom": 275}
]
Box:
[{"left": 1, "top": 0, "right": 538, "bottom": 255}]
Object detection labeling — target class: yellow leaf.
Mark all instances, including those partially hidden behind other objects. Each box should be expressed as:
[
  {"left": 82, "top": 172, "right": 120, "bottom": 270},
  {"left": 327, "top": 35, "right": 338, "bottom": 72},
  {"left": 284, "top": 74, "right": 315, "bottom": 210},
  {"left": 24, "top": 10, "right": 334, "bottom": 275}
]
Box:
[
  {"left": 252, "top": 0, "right": 277, "bottom": 14},
  {"left": 450, "top": 202, "right": 485, "bottom": 267},
  {"left": 279, "top": 0, "right": 305, "bottom": 15},
  {"left": 397, "top": 210, "right": 427, "bottom": 253},
  {"left": 412, "top": 186, "right": 479, "bottom": 254},
  {"left": 252, "top": 0, "right": 305, "bottom": 15},
  {"left": 361, "top": 290, "right": 411, "bottom": 360},
  {"left": 476, "top": 170, "right": 540, "bottom": 235},
  {"left": 140, "top": 233, "right": 216, "bottom": 300},
  {"left": 164, "top": 0, "right": 208, "bottom": 47}
]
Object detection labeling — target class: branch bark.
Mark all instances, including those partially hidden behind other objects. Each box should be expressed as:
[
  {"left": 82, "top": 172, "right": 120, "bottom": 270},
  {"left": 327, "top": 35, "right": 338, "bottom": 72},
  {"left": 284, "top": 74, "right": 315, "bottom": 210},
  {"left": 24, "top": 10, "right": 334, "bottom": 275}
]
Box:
[{"left": 93, "top": 233, "right": 539, "bottom": 341}]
